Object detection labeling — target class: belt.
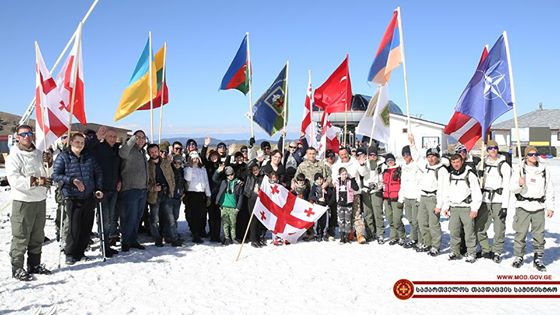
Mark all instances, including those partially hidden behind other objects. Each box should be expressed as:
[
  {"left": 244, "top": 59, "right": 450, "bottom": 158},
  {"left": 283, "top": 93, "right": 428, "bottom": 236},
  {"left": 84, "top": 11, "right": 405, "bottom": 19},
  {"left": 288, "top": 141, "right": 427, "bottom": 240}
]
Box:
[
  {"left": 421, "top": 189, "right": 437, "bottom": 196},
  {"left": 515, "top": 194, "right": 545, "bottom": 203},
  {"left": 483, "top": 188, "right": 503, "bottom": 202}
]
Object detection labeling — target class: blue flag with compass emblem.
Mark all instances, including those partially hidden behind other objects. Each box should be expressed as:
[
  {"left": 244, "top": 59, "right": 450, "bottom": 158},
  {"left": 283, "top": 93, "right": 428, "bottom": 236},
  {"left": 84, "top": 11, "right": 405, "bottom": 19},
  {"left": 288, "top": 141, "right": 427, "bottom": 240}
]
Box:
[
  {"left": 454, "top": 34, "right": 513, "bottom": 140},
  {"left": 252, "top": 64, "right": 288, "bottom": 136}
]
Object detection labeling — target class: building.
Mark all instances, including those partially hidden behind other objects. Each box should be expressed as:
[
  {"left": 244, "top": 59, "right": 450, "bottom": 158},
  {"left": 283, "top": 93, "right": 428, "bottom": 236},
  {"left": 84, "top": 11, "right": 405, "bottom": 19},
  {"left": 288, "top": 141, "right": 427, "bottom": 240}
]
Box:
[
  {"left": 491, "top": 105, "right": 560, "bottom": 157},
  {"left": 312, "top": 94, "right": 449, "bottom": 154}
]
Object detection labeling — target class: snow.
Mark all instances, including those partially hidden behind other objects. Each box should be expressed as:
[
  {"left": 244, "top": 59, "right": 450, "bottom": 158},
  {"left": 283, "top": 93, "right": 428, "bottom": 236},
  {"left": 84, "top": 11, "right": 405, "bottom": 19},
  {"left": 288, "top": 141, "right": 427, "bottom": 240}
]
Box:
[{"left": 1, "top": 163, "right": 560, "bottom": 314}]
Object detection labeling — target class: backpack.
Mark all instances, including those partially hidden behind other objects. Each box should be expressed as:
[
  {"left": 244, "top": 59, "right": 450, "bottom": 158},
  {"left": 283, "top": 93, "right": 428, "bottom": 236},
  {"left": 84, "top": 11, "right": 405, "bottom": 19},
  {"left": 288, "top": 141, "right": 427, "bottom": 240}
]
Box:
[
  {"left": 449, "top": 168, "right": 477, "bottom": 189},
  {"left": 425, "top": 165, "right": 445, "bottom": 181}
]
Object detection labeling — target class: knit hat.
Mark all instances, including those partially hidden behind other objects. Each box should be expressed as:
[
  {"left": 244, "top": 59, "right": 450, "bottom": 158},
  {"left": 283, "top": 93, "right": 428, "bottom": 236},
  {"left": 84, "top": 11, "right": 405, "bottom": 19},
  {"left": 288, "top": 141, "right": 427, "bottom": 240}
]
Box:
[
  {"left": 225, "top": 166, "right": 234, "bottom": 175},
  {"left": 189, "top": 151, "right": 200, "bottom": 159},
  {"left": 160, "top": 140, "right": 170, "bottom": 152},
  {"left": 368, "top": 145, "right": 378, "bottom": 156},
  {"left": 172, "top": 155, "right": 183, "bottom": 163},
  {"left": 314, "top": 172, "right": 324, "bottom": 181},
  {"left": 261, "top": 141, "right": 271, "bottom": 149},
  {"left": 426, "top": 147, "right": 440, "bottom": 157},
  {"left": 356, "top": 147, "right": 367, "bottom": 156},
  {"left": 524, "top": 145, "right": 538, "bottom": 157},
  {"left": 455, "top": 144, "right": 467, "bottom": 153},
  {"left": 401, "top": 145, "right": 411, "bottom": 157},
  {"left": 486, "top": 140, "right": 498, "bottom": 147},
  {"left": 186, "top": 139, "right": 197, "bottom": 147},
  {"left": 217, "top": 142, "right": 227, "bottom": 149},
  {"left": 385, "top": 153, "right": 396, "bottom": 162},
  {"left": 325, "top": 149, "right": 335, "bottom": 158}
]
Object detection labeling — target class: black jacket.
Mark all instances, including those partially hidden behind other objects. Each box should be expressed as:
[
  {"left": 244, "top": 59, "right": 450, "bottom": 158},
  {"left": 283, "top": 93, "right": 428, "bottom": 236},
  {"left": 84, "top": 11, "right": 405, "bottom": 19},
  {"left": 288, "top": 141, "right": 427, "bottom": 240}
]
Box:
[{"left": 92, "top": 141, "right": 121, "bottom": 191}]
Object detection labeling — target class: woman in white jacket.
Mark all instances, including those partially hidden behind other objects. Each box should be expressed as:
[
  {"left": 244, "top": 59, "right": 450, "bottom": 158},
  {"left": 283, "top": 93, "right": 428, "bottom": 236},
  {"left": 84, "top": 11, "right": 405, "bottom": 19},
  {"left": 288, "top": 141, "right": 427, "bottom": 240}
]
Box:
[{"left": 184, "top": 151, "right": 211, "bottom": 244}]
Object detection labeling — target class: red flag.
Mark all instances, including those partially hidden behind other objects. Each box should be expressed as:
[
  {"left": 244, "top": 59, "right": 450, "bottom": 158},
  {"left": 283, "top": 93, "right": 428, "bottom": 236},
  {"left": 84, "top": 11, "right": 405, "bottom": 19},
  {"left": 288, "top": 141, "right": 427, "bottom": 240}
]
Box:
[
  {"left": 313, "top": 55, "right": 352, "bottom": 114},
  {"left": 300, "top": 72, "right": 318, "bottom": 148},
  {"left": 443, "top": 46, "right": 489, "bottom": 151},
  {"left": 35, "top": 42, "right": 70, "bottom": 151},
  {"left": 318, "top": 112, "right": 341, "bottom": 157},
  {"left": 57, "top": 29, "right": 86, "bottom": 124}
]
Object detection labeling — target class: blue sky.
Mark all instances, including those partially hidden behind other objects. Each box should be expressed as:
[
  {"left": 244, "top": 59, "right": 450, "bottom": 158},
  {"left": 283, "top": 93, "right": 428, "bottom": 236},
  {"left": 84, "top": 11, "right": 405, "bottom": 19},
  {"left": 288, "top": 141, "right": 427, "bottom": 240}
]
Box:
[{"left": 1, "top": 0, "right": 559, "bottom": 141}]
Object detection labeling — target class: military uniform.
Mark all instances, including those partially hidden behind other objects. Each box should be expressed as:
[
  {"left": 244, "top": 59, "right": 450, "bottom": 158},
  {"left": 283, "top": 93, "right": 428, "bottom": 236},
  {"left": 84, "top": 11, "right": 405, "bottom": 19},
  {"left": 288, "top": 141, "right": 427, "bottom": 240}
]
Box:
[
  {"left": 361, "top": 157, "right": 385, "bottom": 241},
  {"left": 398, "top": 156, "right": 422, "bottom": 247}
]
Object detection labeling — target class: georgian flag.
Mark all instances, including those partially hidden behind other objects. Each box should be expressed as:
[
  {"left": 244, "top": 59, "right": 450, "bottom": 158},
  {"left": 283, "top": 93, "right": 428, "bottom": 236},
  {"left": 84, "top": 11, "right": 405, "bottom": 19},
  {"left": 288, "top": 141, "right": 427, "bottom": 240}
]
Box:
[
  {"left": 318, "top": 112, "right": 341, "bottom": 158},
  {"left": 253, "top": 175, "right": 328, "bottom": 244},
  {"left": 35, "top": 42, "right": 70, "bottom": 151},
  {"left": 300, "top": 72, "right": 318, "bottom": 149}
]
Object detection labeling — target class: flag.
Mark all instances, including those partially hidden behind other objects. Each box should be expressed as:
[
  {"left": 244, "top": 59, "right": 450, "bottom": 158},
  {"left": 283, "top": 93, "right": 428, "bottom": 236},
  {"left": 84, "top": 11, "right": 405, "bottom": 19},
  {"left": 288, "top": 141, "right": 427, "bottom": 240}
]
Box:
[
  {"left": 220, "top": 34, "right": 250, "bottom": 95},
  {"left": 367, "top": 9, "right": 403, "bottom": 84},
  {"left": 300, "top": 73, "right": 318, "bottom": 148},
  {"left": 318, "top": 112, "right": 341, "bottom": 157},
  {"left": 136, "top": 44, "right": 169, "bottom": 110},
  {"left": 444, "top": 46, "right": 489, "bottom": 150},
  {"left": 57, "top": 29, "right": 86, "bottom": 124},
  {"left": 313, "top": 55, "right": 352, "bottom": 114},
  {"left": 35, "top": 42, "right": 69, "bottom": 151},
  {"left": 355, "top": 84, "right": 391, "bottom": 143},
  {"left": 114, "top": 39, "right": 158, "bottom": 121},
  {"left": 253, "top": 175, "right": 328, "bottom": 244},
  {"left": 446, "top": 34, "right": 513, "bottom": 144},
  {"left": 252, "top": 64, "right": 287, "bottom": 136}
]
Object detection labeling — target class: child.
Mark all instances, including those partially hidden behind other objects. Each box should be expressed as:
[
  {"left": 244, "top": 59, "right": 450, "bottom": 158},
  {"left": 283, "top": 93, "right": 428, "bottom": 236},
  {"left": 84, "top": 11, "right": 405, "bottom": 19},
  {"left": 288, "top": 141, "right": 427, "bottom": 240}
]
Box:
[
  {"left": 309, "top": 173, "right": 332, "bottom": 241},
  {"left": 268, "top": 171, "right": 286, "bottom": 246},
  {"left": 292, "top": 173, "right": 312, "bottom": 240},
  {"left": 214, "top": 166, "right": 243, "bottom": 245},
  {"left": 335, "top": 167, "right": 359, "bottom": 243}
]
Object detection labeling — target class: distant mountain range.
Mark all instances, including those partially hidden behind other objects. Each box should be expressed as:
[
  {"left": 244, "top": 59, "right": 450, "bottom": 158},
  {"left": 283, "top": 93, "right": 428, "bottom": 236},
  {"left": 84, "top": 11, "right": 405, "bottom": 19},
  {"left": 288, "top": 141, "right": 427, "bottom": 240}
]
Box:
[{"left": 160, "top": 137, "right": 292, "bottom": 146}]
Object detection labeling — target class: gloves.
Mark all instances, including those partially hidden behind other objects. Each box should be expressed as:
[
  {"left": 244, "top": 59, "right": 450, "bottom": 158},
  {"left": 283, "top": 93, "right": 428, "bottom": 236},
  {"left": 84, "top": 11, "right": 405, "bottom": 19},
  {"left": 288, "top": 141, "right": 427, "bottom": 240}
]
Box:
[
  {"left": 205, "top": 198, "right": 211, "bottom": 207},
  {"left": 249, "top": 137, "right": 255, "bottom": 147},
  {"left": 38, "top": 177, "right": 52, "bottom": 188},
  {"left": 499, "top": 208, "right": 507, "bottom": 220},
  {"left": 30, "top": 176, "right": 38, "bottom": 187}
]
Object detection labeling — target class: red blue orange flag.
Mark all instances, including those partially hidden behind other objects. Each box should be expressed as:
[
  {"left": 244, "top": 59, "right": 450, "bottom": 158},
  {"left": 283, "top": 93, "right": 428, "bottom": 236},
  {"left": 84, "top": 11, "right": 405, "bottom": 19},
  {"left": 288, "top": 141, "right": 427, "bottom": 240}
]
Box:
[{"left": 367, "top": 9, "right": 403, "bottom": 84}]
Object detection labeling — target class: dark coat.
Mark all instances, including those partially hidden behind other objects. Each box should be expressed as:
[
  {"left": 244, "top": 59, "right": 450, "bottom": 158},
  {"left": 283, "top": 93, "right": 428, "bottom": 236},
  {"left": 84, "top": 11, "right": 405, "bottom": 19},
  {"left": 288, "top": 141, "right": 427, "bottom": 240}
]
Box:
[
  {"left": 214, "top": 176, "right": 243, "bottom": 210},
  {"left": 92, "top": 141, "right": 121, "bottom": 191},
  {"left": 53, "top": 149, "right": 103, "bottom": 199}
]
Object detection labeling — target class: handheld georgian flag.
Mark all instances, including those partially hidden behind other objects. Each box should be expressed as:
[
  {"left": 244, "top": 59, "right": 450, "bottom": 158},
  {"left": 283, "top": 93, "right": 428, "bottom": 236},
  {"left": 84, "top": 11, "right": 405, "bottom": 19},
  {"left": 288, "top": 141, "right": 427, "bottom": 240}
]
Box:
[
  {"left": 114, "top": 39, "right": 158, "bottom": 121},
  {"left": 367, "top": 9, "right": 403, "bottom": 84},
  {"left": 355, "top": 84, "right": 391, "bottom": 144},
  {"left": 57, "top": 25, "right": 86, "bottom": 124},
  {"left": 220, "top": 34, "right": 250, "bottom": 95},
  {"left": 318, "top": 112, "right": 341, "bottom": 157},
  {"left": 313, "top": 55, "right": 352, "bottom": 114},
  {"left": 300, "top": 72, "right": 318, "bottom": 148},
  {"left": 252, "top": 64, "right": 288, "bottom": 136},
  {"left": 254, "top": 175, "right": 328, "bottom": 244},
  {"left": 450, "top": 34, "right": 513, "bottom": 142},
  {"left": 136, "top": 44, "right": 169, "bottom": 110},
  {"left": 444, "top": 46, "right": 489, "bottom": 150},
  {"left": 35, "top": 42, "right": 70, "bottom": 151}
]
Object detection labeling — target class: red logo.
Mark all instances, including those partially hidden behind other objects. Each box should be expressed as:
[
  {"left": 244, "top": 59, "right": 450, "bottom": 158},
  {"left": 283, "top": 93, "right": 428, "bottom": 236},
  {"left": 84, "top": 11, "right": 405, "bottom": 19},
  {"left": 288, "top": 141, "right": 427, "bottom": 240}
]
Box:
[{"left": 393, "top": 279, "right": 414, "bottom": 300}]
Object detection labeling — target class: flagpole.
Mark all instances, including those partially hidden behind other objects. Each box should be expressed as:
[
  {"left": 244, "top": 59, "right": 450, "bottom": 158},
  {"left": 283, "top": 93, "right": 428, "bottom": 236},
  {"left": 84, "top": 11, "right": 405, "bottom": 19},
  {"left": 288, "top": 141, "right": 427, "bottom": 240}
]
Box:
[
  {"left": 148, "top": 32, "right": 155, "bottom": 142},
  {"left": 396, "top": 6, "right": 412, "bottom": 131},
  {"left": 246, "top": 32, "right": 255, "bottom": 139},
  {"left": 66, "top": 23, "right": 83, "bottom": 141},
  {"left": 19, "top": 0, "right": 100, "bottom": 126},
  {"left": 368, "top": 85, "right": 382, "bottom": 147},
  {"left": 236, "top": 210, "right": 255, "bottom": 262},
  {"left": 503, "top": 31, "right": 523, "bottom": 170},
  {"left": 282, "top": 61, "right": 289, "bottom": 152},
  {"left": 158, "top": 42, "right": 167, "bottom": 144},
  {"left": 480, "top": 141, "right": 486, "bottom": 186}
]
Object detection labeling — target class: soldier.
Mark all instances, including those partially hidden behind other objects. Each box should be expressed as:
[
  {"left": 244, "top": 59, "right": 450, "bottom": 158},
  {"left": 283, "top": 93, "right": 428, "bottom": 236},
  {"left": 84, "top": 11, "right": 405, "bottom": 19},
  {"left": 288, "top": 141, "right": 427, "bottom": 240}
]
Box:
[
  {"left": 510, "top": 146, "right": 555, "bottom": 271},
  {"left": 443, "top": 154, "right": 482, "bottom": 263},
  {"left": 476, "top": 140, "right": 511, "bottom": 263},
  {"left": 6, "top": 125, "right": 52, "bottom": 280},
  {"left": 398, "top": 145, "right": 422, "bottom": 249},
  {"left": 409, "top": 134, "right": 448, "bottom": 256},
  {"left": 361, "top": 145, "right": 386, "bottom": 243},
  {"left": 382, "top": 153, "right": 406, "bottom": 246}
]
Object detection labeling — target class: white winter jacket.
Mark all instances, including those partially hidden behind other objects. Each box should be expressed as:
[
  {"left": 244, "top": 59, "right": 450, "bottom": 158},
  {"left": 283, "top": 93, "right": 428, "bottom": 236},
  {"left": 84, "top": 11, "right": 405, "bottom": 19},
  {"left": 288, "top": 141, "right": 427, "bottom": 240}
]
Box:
[
  {"left": 411, "top": 144, "right": 448, "bottom": 209},
  {"left": 443, "top": 168, "right": 482, "bottom": 213},
  {"left": 510, "top": 161, "right": 554, "bottom": 212},
  {"left": 6, "top": 145, "right": 48, "bottom": 202},
  {"left": 398, "top": 159, "right": 422, "bottom": 202},
  {"left": 482, "top": 155, "right": 511, "bottom": 208}
]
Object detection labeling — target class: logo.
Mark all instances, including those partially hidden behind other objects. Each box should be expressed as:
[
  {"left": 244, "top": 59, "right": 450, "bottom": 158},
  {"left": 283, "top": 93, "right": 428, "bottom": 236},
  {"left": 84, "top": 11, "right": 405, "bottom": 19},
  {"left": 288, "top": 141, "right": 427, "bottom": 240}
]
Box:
[
  {"left": 480, "top": 60, "right": 508, "bottom": 101},
  {"left": 393, "top": 279, "right": 414, "bottom": 300}
]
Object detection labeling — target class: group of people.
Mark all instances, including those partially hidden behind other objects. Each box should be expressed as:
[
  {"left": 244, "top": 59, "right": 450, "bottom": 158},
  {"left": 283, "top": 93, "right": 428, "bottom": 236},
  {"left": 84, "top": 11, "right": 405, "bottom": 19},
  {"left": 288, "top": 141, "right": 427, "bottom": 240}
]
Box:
[{"left": 5, "top": 124, "right": 556, "bottom": 282}]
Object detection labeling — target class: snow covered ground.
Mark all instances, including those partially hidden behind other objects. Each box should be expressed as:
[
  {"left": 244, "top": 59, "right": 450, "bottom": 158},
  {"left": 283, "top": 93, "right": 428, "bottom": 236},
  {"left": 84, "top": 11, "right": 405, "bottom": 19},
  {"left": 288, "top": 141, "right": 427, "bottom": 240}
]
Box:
[{"left": 1, "top": 162, "right": 560, "bottom": 314}]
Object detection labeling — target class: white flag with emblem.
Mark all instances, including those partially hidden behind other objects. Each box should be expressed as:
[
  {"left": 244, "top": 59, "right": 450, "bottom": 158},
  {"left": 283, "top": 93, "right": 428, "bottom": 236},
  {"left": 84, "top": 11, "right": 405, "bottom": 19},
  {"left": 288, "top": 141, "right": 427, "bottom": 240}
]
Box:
[
  {"left": 356, "top": 84, "right": 390, "bottom": 144},
  {"left": 253, "top": 175, "right": 328, "bottom": 243}
]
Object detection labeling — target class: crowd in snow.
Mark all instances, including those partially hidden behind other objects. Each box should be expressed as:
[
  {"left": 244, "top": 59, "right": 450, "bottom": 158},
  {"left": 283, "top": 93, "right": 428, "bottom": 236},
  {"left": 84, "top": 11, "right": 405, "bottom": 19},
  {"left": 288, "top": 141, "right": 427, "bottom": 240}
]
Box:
[{"left": 4, "top": 124, "right": 556, "bottom": 282}]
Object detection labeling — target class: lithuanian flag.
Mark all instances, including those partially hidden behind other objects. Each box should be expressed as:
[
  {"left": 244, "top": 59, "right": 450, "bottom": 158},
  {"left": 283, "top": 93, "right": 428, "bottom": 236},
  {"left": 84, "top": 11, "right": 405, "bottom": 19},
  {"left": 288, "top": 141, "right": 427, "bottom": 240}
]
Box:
[
  {"left": 114, "top": 39, "right": 158, "bottom": 121},
  {"left": 136, "top": 44, "right": 168, "bottom": 111}
]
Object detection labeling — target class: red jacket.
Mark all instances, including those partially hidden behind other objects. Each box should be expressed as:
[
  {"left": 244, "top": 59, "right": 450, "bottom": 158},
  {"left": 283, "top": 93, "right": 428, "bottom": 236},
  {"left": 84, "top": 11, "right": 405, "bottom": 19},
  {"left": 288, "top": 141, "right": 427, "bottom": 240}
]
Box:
[{"left": 382, "top": 166, "right": 401, "bottom": 200}]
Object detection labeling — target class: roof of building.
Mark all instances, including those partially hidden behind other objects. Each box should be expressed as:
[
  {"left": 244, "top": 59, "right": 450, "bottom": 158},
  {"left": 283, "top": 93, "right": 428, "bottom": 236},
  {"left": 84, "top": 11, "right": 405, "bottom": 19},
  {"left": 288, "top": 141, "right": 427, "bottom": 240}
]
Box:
[
  {"left": 313, "top": 94, "right": 404, "bottom": 115},
  {"left": 492, "top": 108, "right": 560, "bottom": 130}
]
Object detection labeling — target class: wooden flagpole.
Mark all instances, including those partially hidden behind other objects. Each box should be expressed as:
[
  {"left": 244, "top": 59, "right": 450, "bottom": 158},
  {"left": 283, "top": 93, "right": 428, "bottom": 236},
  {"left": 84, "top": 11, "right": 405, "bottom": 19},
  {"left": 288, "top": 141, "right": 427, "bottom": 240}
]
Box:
[
  {"left": 148, "top": 32, "right": 154, "bottom": 142},
  {"left": 503, "top": 31, "right": 523, "bottom": 172},
  {"left": 246, "top": 32, "right": 255, "bottom": 139},
  {"left": 343, "top": 56, "right": 348, "bottom": 147},
  {"left": 158, "top": 42, "right": 167, "bottom": 144},
  {"left": 66, "top": 23, "right": 83, "bottom": 141},
  {"left": 396, "top": 6, "right": 412, "bottom": 131},
  {"left": 19, "top": 0, "right": 100, "bottom": 126}
]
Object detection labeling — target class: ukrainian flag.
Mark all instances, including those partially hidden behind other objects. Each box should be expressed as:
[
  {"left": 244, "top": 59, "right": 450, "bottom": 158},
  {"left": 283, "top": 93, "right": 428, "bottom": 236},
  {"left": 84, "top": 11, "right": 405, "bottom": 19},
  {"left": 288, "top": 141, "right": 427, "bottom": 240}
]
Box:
[{"left": 114, "top": 39, "right": 157, "bottom": 121}]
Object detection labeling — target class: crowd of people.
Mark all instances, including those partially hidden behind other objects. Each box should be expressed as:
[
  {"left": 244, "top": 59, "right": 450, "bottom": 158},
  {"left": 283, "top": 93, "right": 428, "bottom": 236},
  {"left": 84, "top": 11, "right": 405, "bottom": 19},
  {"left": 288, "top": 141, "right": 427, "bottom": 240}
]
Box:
[{"left": 5, "top": 124, "right": 556, "bottom": 281}]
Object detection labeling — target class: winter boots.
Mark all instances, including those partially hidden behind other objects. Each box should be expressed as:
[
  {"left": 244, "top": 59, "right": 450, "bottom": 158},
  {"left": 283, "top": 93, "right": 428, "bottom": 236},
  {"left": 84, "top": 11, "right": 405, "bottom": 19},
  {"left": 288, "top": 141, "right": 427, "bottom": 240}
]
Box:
[
  {"left": 512, "top": 256, "right": 523, "bottom": 268},
  {"left": 357, "top": 233, "right": 366, "bottom": 244},
  {"left": 534, "top": 253, "right": 547, "bottom": 272}
]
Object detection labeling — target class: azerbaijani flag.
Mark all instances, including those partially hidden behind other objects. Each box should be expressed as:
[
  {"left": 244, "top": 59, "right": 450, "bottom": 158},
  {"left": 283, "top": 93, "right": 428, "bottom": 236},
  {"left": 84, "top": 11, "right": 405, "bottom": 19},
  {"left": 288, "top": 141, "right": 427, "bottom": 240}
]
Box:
[
  {"left": 114, "top": 39, "right": 157, "bottom": 121},
  {"left": 220, "top": 34, "right": 250, "bottom": 95},
  {"left": 367, "top": 9, "right": 403, "bottom": 84},
  {"left": 136, "top": 44, "right": 168, "bottom": 110}
]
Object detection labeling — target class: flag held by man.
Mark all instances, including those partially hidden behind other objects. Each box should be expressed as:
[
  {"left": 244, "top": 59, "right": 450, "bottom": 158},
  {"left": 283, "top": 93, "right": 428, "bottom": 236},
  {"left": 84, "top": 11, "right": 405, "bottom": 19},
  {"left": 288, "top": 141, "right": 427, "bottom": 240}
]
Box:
[
  {"left": 252, "top": 64, "right": 288, "bottom": 136},
  {"left": 300, "top": 72, "right": 318, "bottom": 149},
  {"left": 318, "top": 112, "right": 341, "bottom": 157},
  {"left": 136, "top": 44, "right": 169, "bottom": 110},
  {"left": 447, "top": 34, "right": 513, "bottom": 144},
  {"left": 367, "top": 9, "right": 403, "bottom": 85},
  {"left": 220, "top": 34, "right": 250, "bottom": 95},
  {"left": 313, "top": 55, "right": 352, "bottom": 115},
  {"left": 253, "top": 175, "right": 328, "bottom": 244}
]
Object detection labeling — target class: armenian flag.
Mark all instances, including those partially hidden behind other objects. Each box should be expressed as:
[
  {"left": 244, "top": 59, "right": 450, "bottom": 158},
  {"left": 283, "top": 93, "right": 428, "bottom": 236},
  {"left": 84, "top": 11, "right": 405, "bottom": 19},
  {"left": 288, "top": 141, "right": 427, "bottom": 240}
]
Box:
[{"left": 367, "top": 9, "right": 403, "bottom": 84}]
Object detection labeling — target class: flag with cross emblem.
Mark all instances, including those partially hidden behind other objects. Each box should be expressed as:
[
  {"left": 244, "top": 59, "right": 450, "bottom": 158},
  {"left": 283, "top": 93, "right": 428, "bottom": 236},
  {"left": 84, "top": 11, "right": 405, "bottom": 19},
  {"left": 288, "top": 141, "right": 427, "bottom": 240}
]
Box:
[{"left": 253, "top": 175, "right": 328, "bottom": 243}]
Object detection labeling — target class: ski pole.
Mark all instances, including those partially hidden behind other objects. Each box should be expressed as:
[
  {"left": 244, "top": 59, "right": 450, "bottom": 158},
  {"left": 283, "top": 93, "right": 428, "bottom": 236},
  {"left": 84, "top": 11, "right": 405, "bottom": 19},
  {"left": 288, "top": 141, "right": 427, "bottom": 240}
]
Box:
[
  {"left": 96, "top": 197, "right": 106, "bottom": 262},
  {"left": 56, "top": 181, "right": 65, "bottom": 270}
]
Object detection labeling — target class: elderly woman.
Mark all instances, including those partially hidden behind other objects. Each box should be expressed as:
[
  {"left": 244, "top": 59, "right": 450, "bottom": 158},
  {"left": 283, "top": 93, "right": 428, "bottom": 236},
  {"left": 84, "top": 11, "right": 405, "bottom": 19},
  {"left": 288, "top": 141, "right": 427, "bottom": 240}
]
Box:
[{"left": 184, "top": 151, "right": 211, "bottom": 244}]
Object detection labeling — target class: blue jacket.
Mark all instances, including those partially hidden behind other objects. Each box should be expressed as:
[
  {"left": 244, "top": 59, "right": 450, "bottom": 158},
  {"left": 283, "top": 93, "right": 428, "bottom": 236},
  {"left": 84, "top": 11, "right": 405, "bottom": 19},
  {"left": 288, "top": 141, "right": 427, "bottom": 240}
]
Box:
[{"left": 53, "top": 149, "right": 103, "bottom": 199}]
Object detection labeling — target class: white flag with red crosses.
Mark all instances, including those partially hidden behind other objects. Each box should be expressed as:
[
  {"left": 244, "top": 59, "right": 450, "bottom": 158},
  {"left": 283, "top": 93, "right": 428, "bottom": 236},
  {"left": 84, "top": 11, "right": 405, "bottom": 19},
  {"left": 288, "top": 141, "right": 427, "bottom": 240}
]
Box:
[{"left": 253, "top": 175, "right": 328, "bottom": 243}]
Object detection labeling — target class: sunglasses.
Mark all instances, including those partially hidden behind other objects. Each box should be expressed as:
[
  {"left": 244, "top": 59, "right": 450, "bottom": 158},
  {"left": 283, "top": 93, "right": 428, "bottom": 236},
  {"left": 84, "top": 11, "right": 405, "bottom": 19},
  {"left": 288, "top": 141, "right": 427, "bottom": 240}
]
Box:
[
  {"left": 527, "top": 152, "right": 539, "bottom": 157},
  {"left": 61, "top": 135, "right": 68, "bottom": 139},
  {"left": 487, "top": 146, "right": 499, "bottom": 151},
  {"left": 174, "top": 147, "right": 183, "bottom": 151},
  {"left": 289, "top": 146, "right": 297, "bottom": 149},
  {"left": 368, "top": 153, "right": 377, "bottom": 157},
  {"left": 18, "top": 131, "right": 33, "bottom": 137}
]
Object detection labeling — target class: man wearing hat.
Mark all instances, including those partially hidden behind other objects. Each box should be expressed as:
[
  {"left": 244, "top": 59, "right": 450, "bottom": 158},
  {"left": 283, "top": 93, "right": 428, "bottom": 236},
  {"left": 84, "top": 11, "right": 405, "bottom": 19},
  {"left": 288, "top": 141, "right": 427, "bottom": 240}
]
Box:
[
  {"left": 213, "top": 165, "right": 243, "bottom": 245},
  {"left": 185, "top": 139, "right": 198, "bottom": 153},
  {"left": 321, "top": 149, "right": 338, "bottom": 240},
  {"left": 409, "top": 134, "right": 448, "bottom": 256},
  {"left": 361, "top": 144, "right": 386, "bottom": 243},
  {"left": 475, "top": 140, "right": 511, "bottom": 263},
  {"left": 382, "top": 153, "right": 407, "bottom": 246},
  {"left": 510, "top": 146, "right": 555, "bottom": 271},
  {"left": 398, "top": 145, "right": 422, "bottom": 249}
]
